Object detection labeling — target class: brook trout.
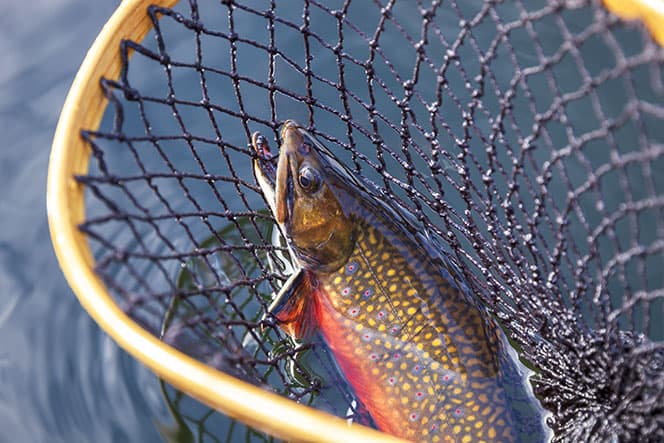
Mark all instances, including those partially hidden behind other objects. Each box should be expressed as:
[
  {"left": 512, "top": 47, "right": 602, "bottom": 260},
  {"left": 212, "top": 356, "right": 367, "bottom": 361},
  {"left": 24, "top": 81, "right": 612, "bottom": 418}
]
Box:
[{"left": 252, "top": 121, "right": 546, "bottom": 442}]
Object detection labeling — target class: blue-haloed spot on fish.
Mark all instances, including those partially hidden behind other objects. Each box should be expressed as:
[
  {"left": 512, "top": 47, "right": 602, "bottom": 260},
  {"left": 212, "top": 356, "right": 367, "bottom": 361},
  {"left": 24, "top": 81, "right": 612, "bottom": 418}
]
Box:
[
  {"left": 376, "top": 310, "right": 386, "bottom": 321},
  {"left": 414, "top": 390, "right": 426, "bottom": 401},
  {"left": 409, "top": 412, "right": 419, "bottom": 422},
  {"left": 392, "top": 352, "right": 401, "bottom": 360},
  {"left": 348, "top": 306, "right": 360, "bottom": 317},
  {"left": 412, "top": 364, "right": 424, "bottom": 375},
  {"left": 345, "top": 261, "right": 359, "bottom": 275},
  {"left": 361, "top": 287, "right": 374, "bottom": 298},
  {"left": 387, "top": 376, "right": 397, "bottom": 385},
  {"left": 369, "top": 353, "right": 379, "bottom": 361},
  {"left": 361, "top": 331, "right": 373, "bottom": 342},
  {"left": 389, "top": 325, "right": 401, "bottom": 336},
  {"left": 453, "top": 407, "right": 465, "bottom": 417},
  {"left": 441, "top": 370, "right": 455, "bottom": 383},
  {"left": 341, "top": 286, "right": 351, "bottom": 296}
]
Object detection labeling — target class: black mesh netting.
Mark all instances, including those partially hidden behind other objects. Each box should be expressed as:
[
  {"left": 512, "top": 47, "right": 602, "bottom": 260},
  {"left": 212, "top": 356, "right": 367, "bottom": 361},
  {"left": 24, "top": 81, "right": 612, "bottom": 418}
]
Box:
[{"left": 78, "top": 0, "right": 663, "bottom": 441}]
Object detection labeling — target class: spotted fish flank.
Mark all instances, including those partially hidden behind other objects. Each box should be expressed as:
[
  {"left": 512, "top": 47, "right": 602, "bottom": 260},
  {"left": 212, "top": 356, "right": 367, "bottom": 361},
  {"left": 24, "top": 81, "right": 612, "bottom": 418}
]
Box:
[
  {"left": 317, "top": 223, "right": 515, "bottom": 442},
  {"left": 252, "top": 121, "right": 547, "bottom": 442}
]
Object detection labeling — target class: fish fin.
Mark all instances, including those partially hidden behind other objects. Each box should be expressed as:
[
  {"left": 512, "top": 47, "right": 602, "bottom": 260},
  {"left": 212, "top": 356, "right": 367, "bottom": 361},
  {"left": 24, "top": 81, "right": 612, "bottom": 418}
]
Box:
[
  {"left": 264, "top": 269, "right": 319, "bottom": 340},
  {"left": 347, "top": 398, "right": 377, "bottom": 428}
]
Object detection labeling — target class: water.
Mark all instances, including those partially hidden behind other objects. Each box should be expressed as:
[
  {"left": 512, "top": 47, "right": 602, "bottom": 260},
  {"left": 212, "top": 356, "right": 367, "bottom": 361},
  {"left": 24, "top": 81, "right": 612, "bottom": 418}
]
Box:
[
  {"left": 3, "top": 1, "right": 662, "bottom": 442},
  {"left": 0, "top": 1, "right": 171, "bottom": 441}
]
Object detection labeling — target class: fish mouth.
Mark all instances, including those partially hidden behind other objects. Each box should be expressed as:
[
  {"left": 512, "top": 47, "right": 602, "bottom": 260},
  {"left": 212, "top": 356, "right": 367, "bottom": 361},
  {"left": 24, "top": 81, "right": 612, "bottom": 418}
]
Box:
[
  {"left": 253, "top": 121, "right": 305, "bottom": 225},
  {"left": 252, "top": 131, "right": 279, "bottom": 216}
]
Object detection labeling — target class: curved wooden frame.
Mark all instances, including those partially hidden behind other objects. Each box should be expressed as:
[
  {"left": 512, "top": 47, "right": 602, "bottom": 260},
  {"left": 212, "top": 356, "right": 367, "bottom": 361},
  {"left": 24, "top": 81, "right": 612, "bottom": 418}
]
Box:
[
  {"left": 604, "top": 0, "right": 664, "bottom": 46},
  {"left": 46, "top": 1, "right": 404, "bottom": 441},
  {"left": 47, "top": 0, "right": 663, "bottom": 441}
]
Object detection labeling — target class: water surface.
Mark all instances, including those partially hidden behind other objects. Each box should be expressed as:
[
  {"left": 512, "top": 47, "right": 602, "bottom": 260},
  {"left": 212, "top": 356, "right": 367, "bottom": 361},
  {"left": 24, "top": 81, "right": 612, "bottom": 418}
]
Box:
[{"left": 1, "top": 1, "right": 174, "bottom": 441}]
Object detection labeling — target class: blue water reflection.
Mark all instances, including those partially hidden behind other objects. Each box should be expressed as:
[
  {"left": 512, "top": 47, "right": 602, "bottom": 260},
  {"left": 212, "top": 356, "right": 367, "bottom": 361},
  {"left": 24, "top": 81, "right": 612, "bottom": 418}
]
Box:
[{"left": 0, "top": 1, "right": 168, "bottom": 441}]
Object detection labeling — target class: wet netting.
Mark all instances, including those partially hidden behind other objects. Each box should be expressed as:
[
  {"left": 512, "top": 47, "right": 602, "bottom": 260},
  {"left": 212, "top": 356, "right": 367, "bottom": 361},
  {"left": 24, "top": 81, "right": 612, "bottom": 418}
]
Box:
[{"left": 79, "top": 0, "right": 663, "bottom": 441}]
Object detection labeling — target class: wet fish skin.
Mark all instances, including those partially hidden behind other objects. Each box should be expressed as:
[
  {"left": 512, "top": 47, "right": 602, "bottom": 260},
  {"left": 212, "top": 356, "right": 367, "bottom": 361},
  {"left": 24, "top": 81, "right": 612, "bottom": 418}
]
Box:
[{"left": 253, "top": 121, "right": 544, "bottom": 442}]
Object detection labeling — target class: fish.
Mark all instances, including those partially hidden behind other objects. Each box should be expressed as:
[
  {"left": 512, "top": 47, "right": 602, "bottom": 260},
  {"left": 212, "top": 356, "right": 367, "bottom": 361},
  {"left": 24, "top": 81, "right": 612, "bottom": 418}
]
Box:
[{"left": 252, "top": 121, "right": 547, "bottom": 442}]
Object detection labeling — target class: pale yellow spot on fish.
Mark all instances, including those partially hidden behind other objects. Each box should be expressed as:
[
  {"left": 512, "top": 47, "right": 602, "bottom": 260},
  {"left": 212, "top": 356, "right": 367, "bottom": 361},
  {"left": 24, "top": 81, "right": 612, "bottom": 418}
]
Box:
[
  {"left": 381, "top": 252, "right": 390, "bottom": 260},
  {"left": 333, "top": 276, "right": 342, "bottom": 285},
  {"left": 488, "top": 427, "right": 496, "bottom": 439},
  {"left": 462, "top": 436, "right": 472, "bottom": 443},
  {"left": 386, "top": 269, "right": 396, "bottom": 277},
  {"left": 432, "top": 338, "right": 442, "bottom": 347},
  {"left": 407, "top": 307, "right": 417, "bottom": 315}
]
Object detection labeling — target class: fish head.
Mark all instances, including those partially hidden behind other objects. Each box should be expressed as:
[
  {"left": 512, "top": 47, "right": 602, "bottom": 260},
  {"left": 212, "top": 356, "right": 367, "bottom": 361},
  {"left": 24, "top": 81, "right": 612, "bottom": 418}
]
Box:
[{"left": 253, "top": 120, "right": 357, "bottom": 273}]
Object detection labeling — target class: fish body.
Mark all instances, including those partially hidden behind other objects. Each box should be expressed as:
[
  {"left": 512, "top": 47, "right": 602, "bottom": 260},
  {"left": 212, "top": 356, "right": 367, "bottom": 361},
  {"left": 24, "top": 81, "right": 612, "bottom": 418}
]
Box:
[{"left": 252, "top": 121, "right": 547, "bottom": 442}]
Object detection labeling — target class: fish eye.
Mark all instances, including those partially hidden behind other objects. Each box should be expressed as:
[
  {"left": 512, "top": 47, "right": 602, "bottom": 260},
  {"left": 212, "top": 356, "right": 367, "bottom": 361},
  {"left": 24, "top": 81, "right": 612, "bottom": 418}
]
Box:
[{"left": 298, "top": 166, "right": 321, "bottom": 193}]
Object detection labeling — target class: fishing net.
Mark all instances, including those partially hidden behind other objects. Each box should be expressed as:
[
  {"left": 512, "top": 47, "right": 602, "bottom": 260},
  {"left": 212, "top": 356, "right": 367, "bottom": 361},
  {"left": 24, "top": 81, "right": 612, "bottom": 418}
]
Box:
[{"left": 77, "top": 0, "right": 663, "bottom": 441}]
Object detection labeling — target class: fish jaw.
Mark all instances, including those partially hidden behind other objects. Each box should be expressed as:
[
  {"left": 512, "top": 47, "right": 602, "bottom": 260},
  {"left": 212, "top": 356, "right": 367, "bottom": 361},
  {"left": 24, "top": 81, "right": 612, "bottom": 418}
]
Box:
[{"left": 252, "top": 131, "right": 280, "bottom": 220}]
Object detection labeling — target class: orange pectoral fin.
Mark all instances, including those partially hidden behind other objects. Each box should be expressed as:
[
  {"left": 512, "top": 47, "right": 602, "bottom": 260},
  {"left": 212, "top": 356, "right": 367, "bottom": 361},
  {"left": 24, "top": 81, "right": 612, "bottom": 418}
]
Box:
[{"left": 264, "top": 269, "right": 319, "bottom": 340}]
